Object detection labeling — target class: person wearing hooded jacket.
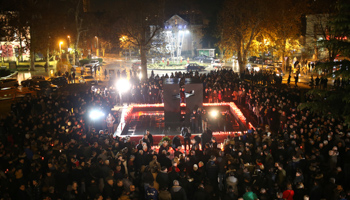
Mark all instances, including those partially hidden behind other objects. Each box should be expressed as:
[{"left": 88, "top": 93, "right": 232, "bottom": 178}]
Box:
[{"left": 170, "top": 180, "right": 187, "bottom": 200}]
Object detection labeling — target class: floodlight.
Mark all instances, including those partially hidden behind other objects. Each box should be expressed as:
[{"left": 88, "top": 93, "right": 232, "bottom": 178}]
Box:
[
  {"left": 138, "top": 72, "right": 142, "bottom": 80},
  {"left": 210, "top": 110, "right": 218, "bottom": 118},
  {"left": 116, "top": 79, "right": 131, "bottom": 93},
  {"left": 89, "top": 110, "right": 105, "bottom": 120}
]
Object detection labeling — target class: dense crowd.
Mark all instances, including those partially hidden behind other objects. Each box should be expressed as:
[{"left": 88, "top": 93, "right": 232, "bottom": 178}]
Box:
[{"left": 0, "top": 68, "right": 349, "bottom": 200}]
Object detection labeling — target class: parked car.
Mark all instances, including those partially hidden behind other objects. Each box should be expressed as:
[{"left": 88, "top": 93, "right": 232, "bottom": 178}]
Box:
[
  {"left": 21, "top": 76, "right": 46, "bottom": 87},
  {"left": 32, "top": 80, "right": 58, "bottom": 94},
  {"left": 193, "top": 55, "right": 214, "bottom": 63},
  {"left": 0, "top": 78, "right": 19, "bottom": 89},
  {"left": 48, "top": 76, "right": 68, "bottom": 87},
  {"left": 186, "top": 63, "right": 206, "bottom": 71},
  {"left": 211, "top": 59, "right": 224, "bottom": 68},
  {"left": 79, "top": 75, "right": 98, "bottom": 84},
  {"left": 265, "top": 66, "right": 284, "bottom": 76}
]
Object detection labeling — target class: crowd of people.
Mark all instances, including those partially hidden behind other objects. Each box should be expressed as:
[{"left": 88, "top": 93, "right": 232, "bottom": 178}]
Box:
[{"left": 0, "top": 68, "right": 349, "bottom": 200}]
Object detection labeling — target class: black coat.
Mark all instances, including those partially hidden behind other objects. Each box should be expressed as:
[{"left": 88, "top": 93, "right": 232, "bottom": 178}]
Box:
[
  {"left": 156, "top": 172, "right": 170, "bottom": 189},
  {"left": 103, "top": 183, "right": 115, "bottom": 199},
  {"left": 171, "top": 186, "right": 187, "bottom": 200},
  {"left": 194, "top": 188, "right": 208, "bottom": 200}
]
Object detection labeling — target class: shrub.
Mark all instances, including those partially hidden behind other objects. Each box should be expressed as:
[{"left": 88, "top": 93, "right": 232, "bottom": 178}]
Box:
[
  {"left": 158, "top": 136, "right": 172, "bottom": 146},
  {"left": 79, "top": 58, "right": 103, "bottom": 66}
]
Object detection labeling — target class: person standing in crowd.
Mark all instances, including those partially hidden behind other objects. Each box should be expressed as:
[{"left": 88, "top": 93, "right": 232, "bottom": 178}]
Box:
[
  {"left": 190, "top": 110, "right": 197, "bottom": 133},
  {"left": 171, "top": 180, "right": 187, "bottom": 200},
  {"left": 106, "top": 113, "right": 115, "bottom": 134},
  {"left": 294, "top": 73, "right": 299, "bottom": 87},
  {"left": 181, "top": 126, "right": 191, "bottom": 151},
  {"left": 146, "top": 130, "right": 154, "bottom": 147}
]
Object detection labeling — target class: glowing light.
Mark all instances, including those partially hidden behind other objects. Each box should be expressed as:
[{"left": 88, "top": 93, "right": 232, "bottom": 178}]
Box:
[
  {"left": 89, "top": 110, "right": 105, "bottom": 120},
  {"left": 138, "top": 72, "right": 142, "bottom": 80},
  {"left": 210, "top": 110, "right": 218, "bottom": 118},
  {"left": 116, "top": 79, "right": 130, "bottom": 93}
]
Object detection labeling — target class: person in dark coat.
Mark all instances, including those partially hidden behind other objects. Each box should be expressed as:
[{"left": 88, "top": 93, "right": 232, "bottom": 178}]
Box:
[
  {"left": 145, "top": 182, "right": 158, "bottom": 200},
  {"left": 87, "top": 179, "right": 100, "bottom": 200},
  {"left": 309, "top": 181, "right": 323, "bottom": 200},
  {"left": 17, "top": 184, "right": 30, "bottom": 200},
  {"left": 172, "top": 135, "right": 182, "bottom": 150},
  {"left": 171, "top": 180, "right": 187, "bottom": 200},
  {"left": 206, "top": 155, "right": 219, "bottom": 185},
  {"left": 156, "top": 167, "right": 170, "bottom": 189},
  {"left": 103, "top": 177, "right": 116, "bottom": 199},
  {"left": 146, "top": 130, "right": 154, "bottom": 147},
  {"left": 194, "top": 184, "right": 208, "bottom": 200},
  {"left": 181, "top": 126, "right": 191, "bottom": 151}
]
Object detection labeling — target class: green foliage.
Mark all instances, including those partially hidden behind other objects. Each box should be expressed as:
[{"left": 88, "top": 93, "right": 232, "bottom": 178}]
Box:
[{"left": 158, "top": 136, "right": 171, "bottom": 146}]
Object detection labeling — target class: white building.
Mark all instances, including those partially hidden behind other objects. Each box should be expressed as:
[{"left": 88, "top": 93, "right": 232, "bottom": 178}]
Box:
[{"left": 159, "top": 14, "right": 204, "bottom": 60}]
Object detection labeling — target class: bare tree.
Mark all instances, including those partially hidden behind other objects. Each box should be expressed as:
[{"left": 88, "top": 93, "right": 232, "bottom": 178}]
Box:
[{"left": 117, "top": 0, "right": 165, "bottom": 80}]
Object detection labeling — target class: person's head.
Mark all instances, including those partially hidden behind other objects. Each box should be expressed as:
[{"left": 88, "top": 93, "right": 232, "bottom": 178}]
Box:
[
  {"left": 19, "top": 184, "right": 25, "bottom": 191},
  {"left": 161, "top": 166, "right": 168, "bottom": 172},
  {"left": 193, "top": 164, "right": 198, "bottom": 171},
  {"left": 116, "top": 179, "right": 123, "bottom": 187},
  {"left": 198, "top": 161, "right": 204, "bottom": 168},
  {"left": 106, "top": 177, "right": 113, "bottom": 186},
  {"left": 210, "top": 155, "right": 216, "bottom": 161},
  {"left": 277, "top": 192, "right": 283, "bottom": 198},
  {"left": 130, "top": 185, "right": 136, "bottom": 192},
  {"left": 173, "top": 180, "right": 179, "bottom": 186},
  {"left": 245, "top": 186, "right": 252, "bottom": 192}
]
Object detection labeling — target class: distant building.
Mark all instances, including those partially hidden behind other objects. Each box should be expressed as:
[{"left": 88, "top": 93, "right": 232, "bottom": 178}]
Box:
[{"left": 159, "top": 14, "right": 204, "bottom": 60}]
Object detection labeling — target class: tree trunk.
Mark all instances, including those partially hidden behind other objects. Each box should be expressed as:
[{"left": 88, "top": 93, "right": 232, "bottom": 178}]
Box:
[
  {"left": 30, "top": 50, "right": 35, "bottom": 71},
  {"left": 46, "top": 47, "right": 50, "bottom": 72},
  {"left": 75, "top": 33, "right": 80, "bottom": 65},
  {"left": 140, "top": 45, "right": 147, "bottom": 81},
  {"left": 282, "top": 38, "right": 287, "bottom": 71},
  {"left": 74, "top": 0, "right": 82, "bottom": 65},
  {"left": 29, "top": 27, "right": 35, "bottom": 71}
]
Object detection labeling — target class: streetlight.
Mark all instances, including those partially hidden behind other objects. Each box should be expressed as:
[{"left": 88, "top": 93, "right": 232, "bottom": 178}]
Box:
[
  {"left": 59, "top": 41, "right": 63, "bottom": 59},
  {"left": 95, "top": 36, "right": 99, "bottom": 57},
  {"left": 67, "top": 35, "right": 71, "bottom": 48}
]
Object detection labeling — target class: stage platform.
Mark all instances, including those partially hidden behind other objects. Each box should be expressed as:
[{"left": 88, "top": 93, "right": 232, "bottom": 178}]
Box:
[{"left": 113, "top": 103, "right": 254, "bottom": 144}]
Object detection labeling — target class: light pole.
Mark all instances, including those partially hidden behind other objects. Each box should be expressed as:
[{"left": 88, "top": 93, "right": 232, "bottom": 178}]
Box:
[
  {"left": 67, "top": 35, "right": 70, "bottom": 47},
  {"left": 59, "top": 41, "right": 63, "bottom": 60},
  {"left": 95, "top": 36, "right": 99, "bottom": 57}
]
